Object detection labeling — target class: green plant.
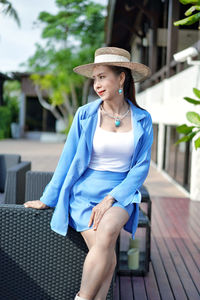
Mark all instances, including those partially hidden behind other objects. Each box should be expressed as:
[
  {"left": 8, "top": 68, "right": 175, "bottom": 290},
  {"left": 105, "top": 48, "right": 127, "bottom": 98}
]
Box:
[
  {"left": 0, "top": 106, "right": 12, "bottom": 139},
  {"left": 6, "top": 98, "right": 19, "bottom": 123},
  {"left": 175, "top": 88, "right": 200, "bottom": 149},
  {"left": 3, "top": 80, "right": 20, "bottom": 123},
  {"left": 173, "top": 0, "right": 200, "bottom": 150},
  {"left": 174, "top": 0, "right": 200, "bottom": 27}
]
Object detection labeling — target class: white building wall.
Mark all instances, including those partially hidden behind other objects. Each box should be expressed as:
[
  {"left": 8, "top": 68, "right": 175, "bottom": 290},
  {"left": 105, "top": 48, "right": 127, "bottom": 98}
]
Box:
[
  {"left": 137, "top": 65, "right": 200, "bottom": 125},
  {"left": 136, "top": 65, "right": 200, "bottom": 201}
]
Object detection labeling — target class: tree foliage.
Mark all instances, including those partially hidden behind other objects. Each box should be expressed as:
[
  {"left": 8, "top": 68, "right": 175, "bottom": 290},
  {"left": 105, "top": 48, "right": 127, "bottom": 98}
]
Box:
[
  {"left": 0, "top": 0, "right": 20, "bottom": 26},
  {"left": 175, "top": 88, "right": 200, "bottom": 150},
  {"left": 174, "top": 0, "right": 200, "bottom": 27},
  {"left": 22, "top": 0, "right": 106, "bottom": 131},
  {"left": 3, "top": 80, "right": 20, "bottom": 123}
]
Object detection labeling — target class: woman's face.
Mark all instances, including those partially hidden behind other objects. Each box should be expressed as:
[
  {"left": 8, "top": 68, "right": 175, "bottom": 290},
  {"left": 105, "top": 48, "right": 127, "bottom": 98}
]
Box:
[{"left": 92, "top": 65, "right": 124, "bottom": 101}]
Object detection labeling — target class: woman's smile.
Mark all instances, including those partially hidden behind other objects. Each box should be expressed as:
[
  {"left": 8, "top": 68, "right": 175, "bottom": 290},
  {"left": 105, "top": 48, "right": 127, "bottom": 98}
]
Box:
[{"left": 98, "top": 90, "right": 105, "bottom": 96}]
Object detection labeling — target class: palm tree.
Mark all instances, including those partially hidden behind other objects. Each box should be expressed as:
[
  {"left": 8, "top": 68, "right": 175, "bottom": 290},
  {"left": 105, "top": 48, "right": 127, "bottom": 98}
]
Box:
[{"left": 0, "top": 0, "right": 20, "bottom": 27}]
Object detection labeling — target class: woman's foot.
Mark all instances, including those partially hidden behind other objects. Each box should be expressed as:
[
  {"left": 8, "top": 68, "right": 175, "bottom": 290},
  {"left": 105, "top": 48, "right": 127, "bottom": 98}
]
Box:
[{"left": 75, "top": 291, "right": 90, "bottom": 300}]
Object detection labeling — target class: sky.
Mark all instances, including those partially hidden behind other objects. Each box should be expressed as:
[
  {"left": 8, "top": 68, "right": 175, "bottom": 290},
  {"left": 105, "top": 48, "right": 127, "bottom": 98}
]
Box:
[{"left": 0, "top": 0, "right": 108, "bottom": 74}]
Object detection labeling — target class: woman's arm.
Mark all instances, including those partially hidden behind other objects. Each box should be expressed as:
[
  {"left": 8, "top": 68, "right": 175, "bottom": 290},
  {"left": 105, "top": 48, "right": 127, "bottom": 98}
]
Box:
[
  {"left": 39, "top": 107, "right": 82, "bottom": 207},
  {"left": 108, "top": 113, "right": 153, "bottom": 207}
]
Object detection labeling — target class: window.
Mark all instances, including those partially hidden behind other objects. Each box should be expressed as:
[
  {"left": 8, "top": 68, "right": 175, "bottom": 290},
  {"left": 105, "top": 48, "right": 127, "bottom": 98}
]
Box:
[
  {"left": 163, "top": 125, "right": 191, "bottom": 191},
  {"left": 151, "top": 124, "right": 158, "bottom": 164}
]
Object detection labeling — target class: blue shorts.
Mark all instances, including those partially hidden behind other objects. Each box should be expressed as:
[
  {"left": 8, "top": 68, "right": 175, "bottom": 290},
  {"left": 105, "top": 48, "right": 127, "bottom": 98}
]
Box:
[{"left": 68, "top": 167, "right": 134, "bottom": 232}]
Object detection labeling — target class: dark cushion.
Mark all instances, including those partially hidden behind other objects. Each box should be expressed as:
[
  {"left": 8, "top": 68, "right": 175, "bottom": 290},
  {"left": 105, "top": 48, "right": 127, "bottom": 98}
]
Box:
[{"left": 0, "top": 154, "right": 21, "bottom": 192}]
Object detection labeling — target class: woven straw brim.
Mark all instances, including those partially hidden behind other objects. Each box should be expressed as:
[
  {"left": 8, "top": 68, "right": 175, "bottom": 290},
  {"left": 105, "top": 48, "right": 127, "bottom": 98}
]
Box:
[{"left": 73, "top": 61, "right": 151, "bottom": 83}]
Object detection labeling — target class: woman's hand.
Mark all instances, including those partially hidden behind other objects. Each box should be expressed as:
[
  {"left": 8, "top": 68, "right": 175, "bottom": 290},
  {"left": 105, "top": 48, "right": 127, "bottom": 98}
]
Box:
[
  {"left": 24, "top": 200, "right": 49, "bottom": 210},
  {"left": 88, "top": 195, "right": 115, "bottom": 230}
]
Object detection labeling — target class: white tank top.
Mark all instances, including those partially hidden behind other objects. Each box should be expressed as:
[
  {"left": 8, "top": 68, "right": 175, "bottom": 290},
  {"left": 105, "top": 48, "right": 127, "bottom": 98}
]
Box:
[{"left": 88, "top": 106, "right": 134, "bottom": 172}]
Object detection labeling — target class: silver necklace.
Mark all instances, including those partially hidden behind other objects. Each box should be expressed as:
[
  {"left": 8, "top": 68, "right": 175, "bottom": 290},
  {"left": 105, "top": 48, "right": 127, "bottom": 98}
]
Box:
[{"left": 100, "top": 103, "right": 130, "bottom": 127}]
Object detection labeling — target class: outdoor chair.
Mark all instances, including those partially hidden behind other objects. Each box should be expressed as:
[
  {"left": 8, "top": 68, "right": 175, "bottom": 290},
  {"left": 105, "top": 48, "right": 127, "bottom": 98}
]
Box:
[
  {"left": 0, "top": 153, "right": 31, "bottom": 205},
  {"left": 0, "top": 204, "right": 115, "bottom": 300}
]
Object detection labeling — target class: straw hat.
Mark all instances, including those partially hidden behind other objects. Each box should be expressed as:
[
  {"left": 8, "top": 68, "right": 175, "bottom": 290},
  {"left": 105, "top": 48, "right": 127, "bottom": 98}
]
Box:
[{"left": 73, "top": 47, "right": 151, "bottom": 82}]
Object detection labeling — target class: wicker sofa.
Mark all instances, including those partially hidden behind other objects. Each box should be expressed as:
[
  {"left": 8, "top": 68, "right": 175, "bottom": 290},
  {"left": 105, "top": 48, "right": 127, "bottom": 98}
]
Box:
[
  {"left": 0, "top": 204, "right": 116, "bottom": 300},
  {"left": 0, "top": 153, "right": 31, "bottom": 204}
]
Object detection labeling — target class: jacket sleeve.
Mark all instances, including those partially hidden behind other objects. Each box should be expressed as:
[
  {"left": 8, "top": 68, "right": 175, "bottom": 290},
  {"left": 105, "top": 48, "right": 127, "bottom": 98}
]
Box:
[
  {"left": 108, "top": 113, "right": 153, "bottom": 207},
  {"left": 40, "top": 107, "right": 82, "bottom": 207}
]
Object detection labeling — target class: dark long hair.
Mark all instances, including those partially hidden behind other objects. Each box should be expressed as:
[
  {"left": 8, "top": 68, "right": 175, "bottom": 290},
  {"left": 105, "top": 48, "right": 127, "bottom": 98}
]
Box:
[{"left": 108, "top": 66, "right": 145, "bottom": 110}]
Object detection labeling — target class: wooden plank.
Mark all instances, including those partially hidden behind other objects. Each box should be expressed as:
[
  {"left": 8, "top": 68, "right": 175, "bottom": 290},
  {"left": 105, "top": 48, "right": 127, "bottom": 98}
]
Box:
[
  {"left": 153, "top": 198, "right": 200, "bottom": 300},
  {"left": 144, "top": 263, "right": 161, "bottom": 300},
  {"left": 173, "top": 197, "right": 200, "bottom": 232},
  {"left": 153, "top": 211, "right": 187, "bottom": 300},
  {"left": 172, "top": 198, "right": 200, "bottom": 246},
  {"left": 132, "top": 276, "right": 147, "bottom": 300},
  {"left": 171, "top": 201, "right": 200, "bottom": 273},
  {"left": 119, "top": 276, "right": 133, "bottom": 300},
  {"left": 188, "top": 220, "right": 200, "bottom": 241},
  {"left": 150, "top": 234, "right": 174, "bottom": 300},
  {"left": 187, "top": 200, "right": 200, "bottom": 227},
  {"left": 169, "top": 197, "right": 200, "bottom": 256},
  {"left": 160, "top": 198, "right": 200, "bottom": 293}
]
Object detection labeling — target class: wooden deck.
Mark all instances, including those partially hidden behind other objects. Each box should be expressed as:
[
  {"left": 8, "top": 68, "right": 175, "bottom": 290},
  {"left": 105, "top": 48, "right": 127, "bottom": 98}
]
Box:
[{"left": 115, "top": 196, "right": 200, "bottom": 300}]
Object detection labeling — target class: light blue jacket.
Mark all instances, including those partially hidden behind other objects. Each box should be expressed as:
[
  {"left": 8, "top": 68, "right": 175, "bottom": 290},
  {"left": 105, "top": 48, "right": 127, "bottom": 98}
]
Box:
[{"left": 40, "top": 97, "right": 153, "bottom": 239}]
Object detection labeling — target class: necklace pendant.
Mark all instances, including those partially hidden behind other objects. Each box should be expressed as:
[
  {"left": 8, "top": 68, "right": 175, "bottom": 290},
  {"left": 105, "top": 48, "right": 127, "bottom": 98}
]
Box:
[{"left": 115, "top": 119, "right": 121, "bottom": 127}]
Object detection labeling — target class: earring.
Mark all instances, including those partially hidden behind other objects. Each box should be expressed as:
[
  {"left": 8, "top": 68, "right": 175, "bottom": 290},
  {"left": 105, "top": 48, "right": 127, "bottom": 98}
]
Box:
[{"left": 118, "top": 88, "right": 123, "bottom": 95}]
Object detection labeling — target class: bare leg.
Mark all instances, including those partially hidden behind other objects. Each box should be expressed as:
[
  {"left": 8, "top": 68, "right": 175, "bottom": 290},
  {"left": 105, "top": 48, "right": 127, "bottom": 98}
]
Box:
[
  {"left": 93, "top": 250, "right": 116, "bottom": 300},
  {"left": 78, "top": 207, "right": 130, "bottom": 300},
  {"left": 80, "top": 230, "right": 117, "bottom": 300}
]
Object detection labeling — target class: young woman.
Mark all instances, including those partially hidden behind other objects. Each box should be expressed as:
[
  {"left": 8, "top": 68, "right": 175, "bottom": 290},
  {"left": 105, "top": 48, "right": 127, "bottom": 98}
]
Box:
[{"left": 24, "top": 47, "right": 153, "bottom": 300}]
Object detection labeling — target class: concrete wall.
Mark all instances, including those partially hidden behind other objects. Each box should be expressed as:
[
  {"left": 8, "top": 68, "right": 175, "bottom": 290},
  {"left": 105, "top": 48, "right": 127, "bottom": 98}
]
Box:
[{"left": 137, "top": 65, "right": 200, "bottom": 125}]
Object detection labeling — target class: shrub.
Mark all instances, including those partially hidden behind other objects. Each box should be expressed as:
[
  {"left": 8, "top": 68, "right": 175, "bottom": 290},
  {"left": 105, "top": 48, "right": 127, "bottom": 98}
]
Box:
[{"left": 0, "top": 106, "right": 12, "bottom": 140}]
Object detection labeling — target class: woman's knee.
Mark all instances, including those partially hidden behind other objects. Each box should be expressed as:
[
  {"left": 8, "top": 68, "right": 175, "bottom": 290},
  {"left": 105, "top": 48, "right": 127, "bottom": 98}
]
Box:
[{"left": 96, "top": 223, "right": 120, "bottom": 248}]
